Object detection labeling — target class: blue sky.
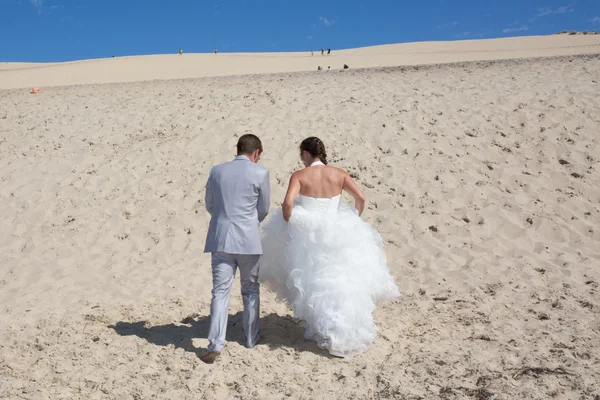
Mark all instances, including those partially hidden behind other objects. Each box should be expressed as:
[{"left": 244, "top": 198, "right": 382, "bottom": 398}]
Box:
[{"left": 1, "top": 0, "right": 600, "bottom": 62}]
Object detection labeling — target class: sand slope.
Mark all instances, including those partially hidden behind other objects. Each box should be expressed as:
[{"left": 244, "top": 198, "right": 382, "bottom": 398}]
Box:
[
  {"left": 1, "top": 35, "right": 600, "bottom": 89},
  {"left": 0, "top": 41, "right": 599, "bottom": 399}
]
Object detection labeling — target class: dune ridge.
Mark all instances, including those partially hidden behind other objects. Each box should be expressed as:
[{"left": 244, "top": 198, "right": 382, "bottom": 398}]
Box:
[{"left": 1, "top": 35, "right": 600, "bottom": 89}]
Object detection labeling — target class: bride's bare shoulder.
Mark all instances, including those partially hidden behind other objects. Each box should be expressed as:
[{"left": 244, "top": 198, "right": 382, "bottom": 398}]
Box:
[
  {"left": 292, "top": 168, "right": 306, "bottom": 176},
  {"left": 290, "top": 169, "right": 307, "bottom": 181},
  {"left": 326, "top": 165, "right": 350, "bottom": 176}
]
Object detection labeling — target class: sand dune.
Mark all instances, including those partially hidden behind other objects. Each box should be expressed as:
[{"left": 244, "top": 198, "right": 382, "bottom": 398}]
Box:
[
  {"left": 1, "top": 36, "right": 600, "bottom": 399},
  {"left": 1, "top": 35, "right": 600, "bottom": 89}
]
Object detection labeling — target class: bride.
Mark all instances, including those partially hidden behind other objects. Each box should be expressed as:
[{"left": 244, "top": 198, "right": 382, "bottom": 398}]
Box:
[{"left": 260, "top": 137, "right": 400, "bottom": 358}]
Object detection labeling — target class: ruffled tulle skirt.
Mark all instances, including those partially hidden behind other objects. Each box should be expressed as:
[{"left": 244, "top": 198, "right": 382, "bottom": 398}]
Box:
[{"left": 260, "top": 204, "right": 400, "bottom": 358}]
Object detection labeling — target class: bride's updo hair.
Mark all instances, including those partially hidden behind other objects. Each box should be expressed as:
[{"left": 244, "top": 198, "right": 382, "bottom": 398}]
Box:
[{"left": 300, "top": 137, "right": 328, "bottom": 165}]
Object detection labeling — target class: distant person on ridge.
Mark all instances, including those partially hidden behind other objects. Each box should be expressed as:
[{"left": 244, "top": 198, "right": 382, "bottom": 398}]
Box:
[{"left": 327, "top": 48, "right": 331, "bottom": 55}]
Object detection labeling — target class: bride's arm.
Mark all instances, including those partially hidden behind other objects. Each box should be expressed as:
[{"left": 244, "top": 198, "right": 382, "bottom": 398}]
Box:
[
  {"left": 342, "top": 171, "right": 365, "bottom": 216},
  {"left": 282, "top": 172, "right": 301, "bottom": 222}
]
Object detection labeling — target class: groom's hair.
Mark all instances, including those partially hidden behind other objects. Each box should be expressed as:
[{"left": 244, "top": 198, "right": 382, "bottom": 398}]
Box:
[{"left": 237, "top": 134, "right": 263, "bottom": 155}]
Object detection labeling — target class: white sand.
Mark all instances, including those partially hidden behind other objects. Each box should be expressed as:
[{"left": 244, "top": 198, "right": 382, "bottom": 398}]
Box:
[{"left": 1, "top": 37, "right": 599, "bottom": 399}]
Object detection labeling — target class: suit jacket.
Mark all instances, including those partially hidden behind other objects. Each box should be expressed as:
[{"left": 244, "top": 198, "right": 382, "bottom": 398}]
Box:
[{"left": 204, "top": 155, "right": 270, "bottom": 254}]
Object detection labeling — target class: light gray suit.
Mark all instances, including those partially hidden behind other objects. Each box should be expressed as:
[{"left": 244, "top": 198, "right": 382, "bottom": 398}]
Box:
[{"left": 204, "top": 155, "right": 270, "bottom": 352}]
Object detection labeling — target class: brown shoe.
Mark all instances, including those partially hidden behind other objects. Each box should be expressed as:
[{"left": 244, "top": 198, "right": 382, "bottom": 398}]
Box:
[{"left": 200, "top": 351, "right": 221, "bottom": 364}]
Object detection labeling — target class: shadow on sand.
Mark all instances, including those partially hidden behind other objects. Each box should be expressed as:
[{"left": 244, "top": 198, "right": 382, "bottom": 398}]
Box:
[{"left": 109, "top": 312, "right": 331, "bottom": 358}]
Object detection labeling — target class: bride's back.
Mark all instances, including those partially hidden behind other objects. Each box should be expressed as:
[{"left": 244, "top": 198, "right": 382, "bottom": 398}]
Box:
[
  {"left": 297, "top": 165, "right": 345, "bottom": 199},
  {"left": 283, "top": 137, "right": 365, "bottom": 219}
]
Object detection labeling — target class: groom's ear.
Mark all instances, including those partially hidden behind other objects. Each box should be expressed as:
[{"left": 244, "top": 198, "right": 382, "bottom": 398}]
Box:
[{"left": 252, "top": 149, "right": 262, "bottom": 162}]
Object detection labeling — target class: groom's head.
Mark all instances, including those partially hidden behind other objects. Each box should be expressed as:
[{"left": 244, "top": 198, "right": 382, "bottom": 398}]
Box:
[{"left": 237, "top": 134, "right": 263, "bottom": 163}]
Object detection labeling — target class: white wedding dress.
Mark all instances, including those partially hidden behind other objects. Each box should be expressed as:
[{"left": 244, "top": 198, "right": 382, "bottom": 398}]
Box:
[{"left": 260, "top": 192, "right": 400, "bottom": 358}]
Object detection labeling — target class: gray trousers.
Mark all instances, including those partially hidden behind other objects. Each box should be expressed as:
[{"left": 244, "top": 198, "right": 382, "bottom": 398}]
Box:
[{"left": 207, "top": 252, "right": 261, "bottom": 352}]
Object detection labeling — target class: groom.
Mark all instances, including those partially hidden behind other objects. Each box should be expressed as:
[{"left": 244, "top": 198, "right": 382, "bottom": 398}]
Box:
[{"left": 201, "top": 134, "right": 270, "bottom": 364}]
